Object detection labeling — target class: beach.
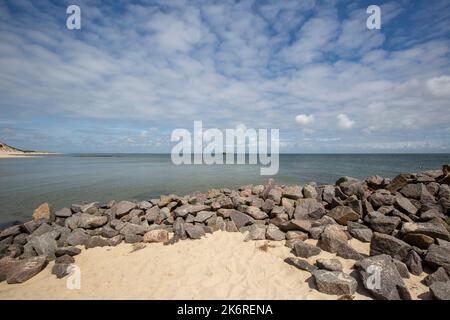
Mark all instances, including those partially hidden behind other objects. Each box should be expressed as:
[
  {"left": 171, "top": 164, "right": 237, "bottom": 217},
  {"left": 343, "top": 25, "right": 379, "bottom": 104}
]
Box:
[{"left": 0, "top": 231, "right": 430, "bottom": 300}]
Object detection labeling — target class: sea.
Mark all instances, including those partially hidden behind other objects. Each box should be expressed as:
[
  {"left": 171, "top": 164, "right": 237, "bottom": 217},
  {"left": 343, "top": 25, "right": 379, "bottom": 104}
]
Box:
[{"left": 0, "top": 153, "right": 449, "bottom": 225}]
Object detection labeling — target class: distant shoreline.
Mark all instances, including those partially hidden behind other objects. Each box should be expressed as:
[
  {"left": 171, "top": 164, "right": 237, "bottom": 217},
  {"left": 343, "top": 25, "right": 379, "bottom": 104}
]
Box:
[{"left": 0, "top": 152, "right": 61, "bottom": 159}]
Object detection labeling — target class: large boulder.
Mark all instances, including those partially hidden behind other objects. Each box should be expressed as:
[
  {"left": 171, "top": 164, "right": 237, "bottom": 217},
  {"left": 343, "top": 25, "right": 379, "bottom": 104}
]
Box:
[
  {"left": 284, "top": 257, "right": 317, "bottom": 273},
  {"left": 429, "top": 281, "right": 450, "bottom": 300},
  {"left": 368, "top": 214, "right": 401, "bottom": 234},
  {"left": 184, "top": 225, "right": 206, "bottom": 240},
  {"left": 193, "top": 211, "right": 215, "bottom": 223},
  {"left": 356, "top": 254, "right": 412, "bottom": 300},
  {"left": 347, "top": 222, "right": 373, "bottom": 242},
  {"left": 244, "top": 206, "right": 268, "bottom": 220},
  {"left": 294, "top": 241, "right": 321, "bottom": 258},
  {"left": 312, "top": 270, "right": 357, "bottom": 295},
  {"left": 78, "top": 214, "right": 108, "bottom": 229},
  {"left": 111, "top": 201, "right": 137, "bottom": 218},
  {"left": 405, "top": 250, "right": 423, "bottom": 276},
  {"left": 318, "top": 229, "right": 363, "bottom": 260},
  {"left": 401, "top": 222, "right": 450, "bottom": 242},
  {"left": 265, "top": 225, "right": 285, "bottom": 241},
  {"left": 327, "top": 206, "right": 359, "bottom": 225},
  {"left": 400, "top": 183, "right": 435, "bottom": 202},
  {"left": 119, "top": 223, "right": 147, "bottom": 236},
  {"left": 174, "top": 204, "right": 209, "bottom": 218},
  {"left": 27, "top": 230, "right": 59, "bottom": 260},
  {"left": 230, "top": 211, "right": 254, "bottom": 229},
  {"left": 85, "top": 236, "right": 110, "bottom": 249},
  {"left": 282, "top": 185, "right": 302, "bottom": 200},
  {"left": 66, "top": 229, "right": 90, "bottom": 246},
  {"left": 0, "top": 225, "right": 21, "bottom": 240},
  {"left": 7, "top": 256, "right": 47, "bottom": 284},
  {"left": 32, "top": 203, "right": 55, "bottom": 221},
  {"left": 370, "top": 232, "right": 411, "bottom": 261},
  {"left": 424, "top": 244, "right": 450, "bottom": 270},
  {"left": 0, "top": 256, "right": 18, "bottom": 282},
  {"left": 316, "top": 258, "right": 343, "bottom": 272},
  {"left": 423, "top": 267, "right": 450, "bottom": 286},
  {"left": 302, "top": 185, "right": 317, "bottom": 199},
  {"left": 369, "top": 190, "right": 395, "bottom": 208},
  {"left": 294, "top": 199, "right": 325, "bottom": 219}
]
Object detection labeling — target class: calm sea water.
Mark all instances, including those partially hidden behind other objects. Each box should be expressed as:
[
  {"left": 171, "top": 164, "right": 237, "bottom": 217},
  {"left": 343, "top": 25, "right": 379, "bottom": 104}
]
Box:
[{"left": 0, "top": 153, "right": 449, "bottom": 225}]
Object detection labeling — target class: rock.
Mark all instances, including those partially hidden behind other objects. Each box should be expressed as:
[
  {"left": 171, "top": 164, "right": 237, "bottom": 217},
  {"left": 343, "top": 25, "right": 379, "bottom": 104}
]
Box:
[
  {"left": 386, "top": 174, "right": 411, "bottom": 192},
  {"left": 424, "top": 244, "right": 450, "bottom": 269},
  {"left": 294, "top": 199, "right": 325, "bottom": 219},
  {"left": 225, "top": 221, "right": 238, "bottom": 232},
  {"left": 145, "top": 206, "right": 160, "bottom": 223},
  {"left": 265, "top": 225, "right": 285, "bottom": 241},
  {"left": 158, "top": 195, "right": 173, "bottom": 207},
  {"left": 261, "top": 199, "right": 275, "bottom": 213},
  {"left": 393, "top": 259, "right": 410, "bottom": 278},
  {"left": 294, "top": 241, "right": 321, "bottom": 258},
  {"left": 112, "top": 201, "right": 137, "bottom": 218},
  {"left": 316, "top": 258, "right": 343, "bottom": 272},
  {"left": 194, "top": 211, "right": 215, "bottom": 223},
  {"left": 267, "top": 188, "right": 282, "bottom": 204},
  {"left": 312, "top": 270, "right": 357, "bottom": 295},
  {"left": 282, "top": 185, "right": 302, "bottom": 200},
  {"left": 401, "top": 222, "right": 450, "bottom": 242},
  {"left": 32, "top": 223, "right": 54, "bottom": 237},
  {"left": 244, "top": 225, "right": 266, "bottom": 241},
  {"left": 356, "top": 254, "right": 412, "bottom": 300},
  {"left": 119, "top": 223, "right": 147, "bottom": 236},
  {"left": 405, "top": 250, "right": 423, "bottom": 275},
  {"left": 402, "top": 233, "right": 434, "bottom": 249},
  {"left": 327, "top": 206, "right": 359, "bottom": 225},
  {"left": 303, "top": 184, "right": 318, "bottom": 199},
  {"left": 284, "top": 257, "right": 317, "bottom": 273},
  {"left": 244, "top": 206, "right": 268, "bottom": 220},
  {"left": 80, "top": 202, "right": 99, "bottom": 213},
  {"left": 400, "top": 183, "right": 434, "bottom": 202},
  {"left": 0, "top": 225, "right": 21, "bottom": 239},
  {"left": 369, "top": 190, "right": 395, "bottom": 208},
  {"left": 395, "top": 196, "right": 418, "bottom": 216},
  {"left": 65, "top": 215, "right": 80, "bottom": 230},
  {"left": 51, "top": 263, "right": 71, "bottom": 279},
  {"left": 370, "top": 232, "right": 411, "bottom": 261},
  {"left": 0, "top": 256, "right": 18, "bottom": 282},
  {"left": 286, "top": 231, "right": 309, "bottom": 241},
  {"left": 22, "top": 220, "right": 41, "bottom": 234},
  {"left": 110, "top": 219, "right": 125, "bottom": 231},
  {"left": 143, "top": 229, "right": 169, "bottom": 243},
  {"left": 217, "top": 209, "right": 238, "bottom": 219},
  {"left": 78, "top": 214, "right": 108, "bottom": 229},
  {"left": 55, "top": 246, "right": 81, "bottom": 257},
  {"left": 318, "top": 231, "right": 363, "bottom": 260},
  {"left": 420, "top": 209, "right": 445, "bottom": 221},
  {"left": 66, "top": 229, "right": 90, "bottom": 246},
  {"left": 230, "top": 211, "right": 254, "bottom": 229},
  {"left": 367, "top": 175, "right": 386, "bottom": 189},
  {"left": 429, "top": 281, "right": 450, "bottom": 300},
  {"left": 54, "top": 208, "right": 72, "bottom": 218},
  {"left": 27, "top": 230, "right": 59, "bottom": 260},
  {"left": 174, "top": 204, "right": 209, "bottom": 218},
  {"left": 108, "top": 235, "right": 123, "bottom": 246},
  {"left": 85, "top": 236, "right": 110, "bottom": 249},
  {"left": 185, "top": 225, "right": 206, "bottom": 240},
  {"left": 56, "top": 254, "right": 75, "bottom": 264},
  {"left": 347, "top": 222, "right": 373, "bottom": 243},
  {"left": 423, "top": 268, "right": 450, "bottom": 286},
  {"left": 280, "top": 219, "right": 312, "bottom": 233},
  {"left": 207, "top": 216, "right": 226, "bottom": 231},
  {"left": 124, "top": 234, "right": 143, "bottom": 244},
  {"left": 7, "top": 256, "right": 47, "bottom": 284},
  {"left": 32, "top": 203, "right": 55, "bottom": 221},
  {"left": 368, "top": 215, "right": 401, "bottom": 234},
  {"left": 322, "top": 185, "right": 335, "bottom": 204}
]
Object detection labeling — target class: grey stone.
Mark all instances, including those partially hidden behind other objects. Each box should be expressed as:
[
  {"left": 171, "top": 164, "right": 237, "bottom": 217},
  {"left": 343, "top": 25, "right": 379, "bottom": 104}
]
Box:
[
  {"left": 294, "top": 241, "right": 321, "bottom": 258},
  {"left": 327, "top": 206, "right": 359, "bottom": 225},
  {"left": 230, "top": 211, "right": 254, "bottom": 229},
  {"left": 370, "top": 232, "right": 411, "bottom": 261},
  {"left": 347, "top": 222, "right": 373, "bottom": 242},
  {"left": 55, "top": 246, "right": 81, "bottom": 257},
  {"left": 356, "top": 254, "right": 412, "bottom": 300},
  {"left": 368, "top": 215, "right": 401, "bottom": 234},
  {"left": 405, "top": 250, "right": 423, "bottom": 276},
  {"left": 27, "top": 231, "right": 59, "bottom": 260},
  {"left": 244, "top": 206, "right": 268, "bottom": 220},
  {"left": 266, "top": 225, "right": 285, "bottom": 241},
  {"left": 78, "top": 214, "right": 108, "bottom": 229},
  {"left": 316, "top": 258, "right": 343, "bottom": 272},
  {"left": 55, "top": 208, "right": 72, "bottom": 218},
  {"left": 284, "top": 257, "right": 318, "bottom": 273},
  {"left": 401, "top": 222, "right": 450, "bottom": 242},
  {"left": 194, "top": 211, "right": 215, "bottom": 223},
  {"left": 423, "top": 267, "right": 450, "bottom": 286},
  {"left": 244, "top": 225, "right": 266, "bottom": 241},
  {"left": 312, "top": 270, "right": 357, "bottom": 295},
  {"left": 282, "top": 185, "right": 302, "bottom": 200},
  {"left": 424, "top": 244, "right": 450, "bottom": 269},
  {"left": 395, "top": 196, "right": 418, "bottom": 216},
  {"left": 369, "top": 190, "right": 395, "bottom": 208},
  {"left": 112, "top": 201, "right": 137, "bottom": 218},
  {"left": 185, "top": 225, "right": 206, "bottom": 240},
  {"left": 51, "top": 263, "right": 71, "bottom": 279},
  {"left": 85, "top": 236, "right": 110, "bottom": 249},
  {"left": 174, "top": 204, "right": 209, "bottom": 218},
  {"left": 393, "top": 259, "right": 410, "bottom": 278},
  {"left": 108, "top": 235, "right": 123, "bottom": 246},
  {"left": 0, "top": 225, "right": 21, "bottom": 239},
  {"left": 66, "top": 229, "right": 90, "bottom": 246},
  {"left": 429, "top": 281, "right": 450, "bottom": 300},
  {"left": 7, "top": 256, "right": 47, "bottom": 284},
  {"left": 55, "top": 254, "right": 75, "bottom": 264},
  {"left": 124, "top": 234, "right": 143, "bottom": 243},
  {"left": 119, "top": 223, "right": 147, "bottom": 236},
  {"left": 294, "top": 199, "right": 325, "bottom": 219}
]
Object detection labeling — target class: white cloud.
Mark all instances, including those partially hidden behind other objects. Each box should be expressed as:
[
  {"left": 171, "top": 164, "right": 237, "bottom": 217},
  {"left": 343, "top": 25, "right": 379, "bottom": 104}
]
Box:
[
  {"left": 426, "top": 76, "right": 450, "bottom": 97},
  {"left": 337, "top": 114, "right": 355, "bottom": 130},
  {"left": 295, "top": 114, "right": 315, "bottom": 126}
]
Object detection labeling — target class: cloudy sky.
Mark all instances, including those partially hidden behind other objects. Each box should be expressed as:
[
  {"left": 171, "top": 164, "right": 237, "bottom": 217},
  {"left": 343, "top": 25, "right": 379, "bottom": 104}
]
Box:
[{"left": 0, "top": 0, "right": 449, "bottom": 153}]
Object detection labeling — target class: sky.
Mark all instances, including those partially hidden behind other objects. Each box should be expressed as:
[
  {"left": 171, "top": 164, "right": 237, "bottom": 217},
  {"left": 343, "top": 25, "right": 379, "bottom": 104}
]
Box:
[{"left": 0, "top": 0, "right": 449, "bottom": 153}]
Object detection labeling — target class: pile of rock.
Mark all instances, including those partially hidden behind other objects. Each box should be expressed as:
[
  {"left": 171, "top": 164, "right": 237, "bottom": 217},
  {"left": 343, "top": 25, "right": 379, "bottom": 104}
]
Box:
[{"left": 1, "top": 164, "right": 450, "bottom": 300}]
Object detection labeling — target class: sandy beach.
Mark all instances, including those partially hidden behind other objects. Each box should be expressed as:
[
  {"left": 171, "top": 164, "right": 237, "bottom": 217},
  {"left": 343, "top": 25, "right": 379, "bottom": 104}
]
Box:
[{"left": 0, "top": 231, "right": 430, "bottom": 300}]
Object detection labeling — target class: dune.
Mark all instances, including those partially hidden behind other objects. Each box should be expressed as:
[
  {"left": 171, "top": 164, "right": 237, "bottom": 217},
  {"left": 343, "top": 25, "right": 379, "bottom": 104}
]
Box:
[{"left": 0, "top": 231, "right": 429, "bottom": 300}]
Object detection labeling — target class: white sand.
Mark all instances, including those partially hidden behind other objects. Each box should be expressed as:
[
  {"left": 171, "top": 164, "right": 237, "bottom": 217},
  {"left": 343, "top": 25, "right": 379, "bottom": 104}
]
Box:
[{"left": 0, "top": 231, "right": 429, "bottom": 300}]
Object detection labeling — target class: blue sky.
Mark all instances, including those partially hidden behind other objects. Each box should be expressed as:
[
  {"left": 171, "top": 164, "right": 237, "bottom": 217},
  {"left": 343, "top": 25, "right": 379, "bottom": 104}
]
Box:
[{"left": 0, "top": 0, "right": 449, "bottom": 153}]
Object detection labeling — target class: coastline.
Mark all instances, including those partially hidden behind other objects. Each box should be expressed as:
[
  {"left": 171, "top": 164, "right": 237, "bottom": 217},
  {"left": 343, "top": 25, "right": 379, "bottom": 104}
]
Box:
[
  {"left": 0, "top": 164, "right": 449, "bottom": 300},
  {"left": 0, "top": 152, "right": 60, "bottom": 159}
]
